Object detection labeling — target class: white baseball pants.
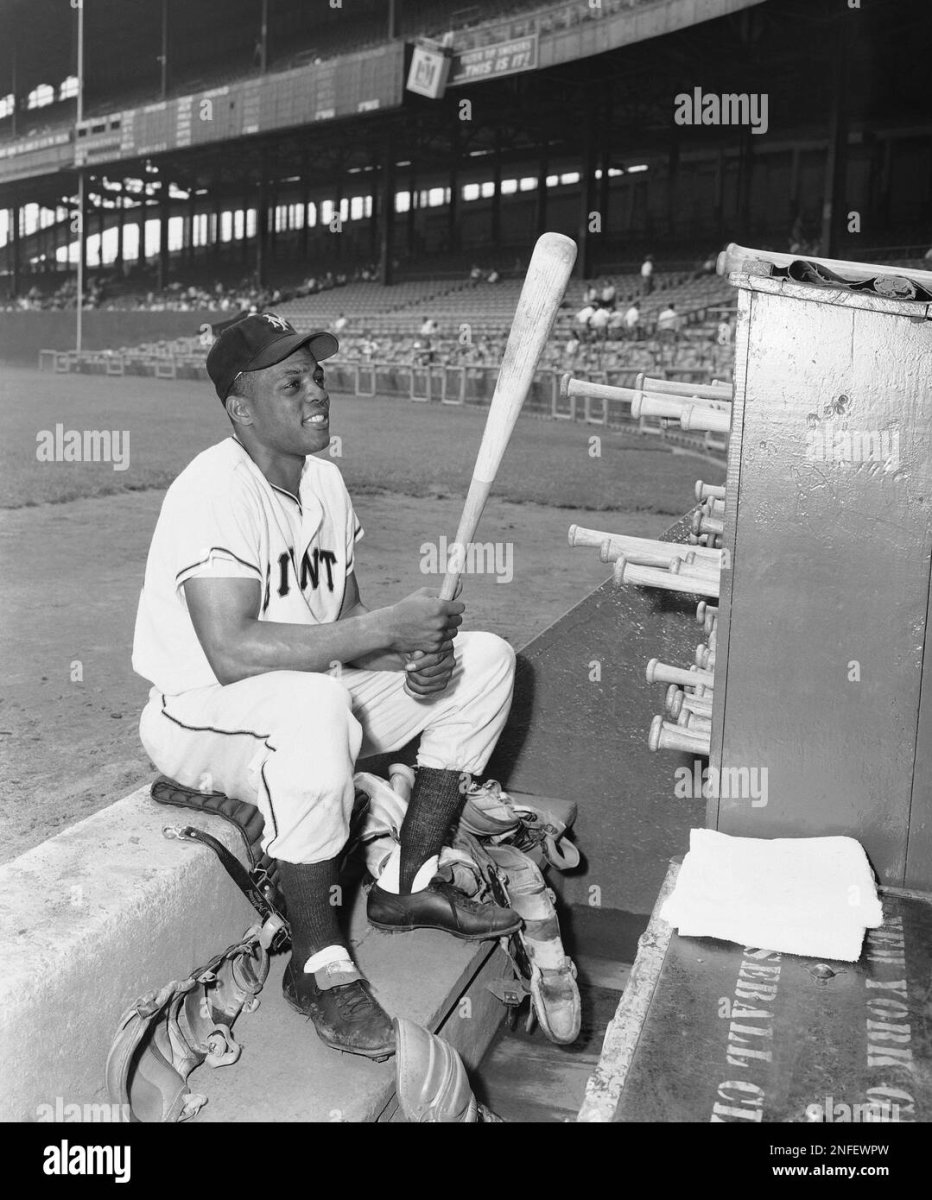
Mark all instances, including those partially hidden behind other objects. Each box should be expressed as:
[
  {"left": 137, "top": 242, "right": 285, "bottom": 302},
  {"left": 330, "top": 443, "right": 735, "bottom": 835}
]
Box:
[{"left": 139, "top": 631, "right": 516, "bottom": 864}]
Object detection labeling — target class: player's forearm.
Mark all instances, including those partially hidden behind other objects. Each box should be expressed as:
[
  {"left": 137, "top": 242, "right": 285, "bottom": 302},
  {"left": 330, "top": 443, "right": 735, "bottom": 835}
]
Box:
[
  {"left": 340, "top": 600, "right": 406, "bottom": 670},
  {"left": 214, "top": 609, "right": 391, "bottom": 682}
]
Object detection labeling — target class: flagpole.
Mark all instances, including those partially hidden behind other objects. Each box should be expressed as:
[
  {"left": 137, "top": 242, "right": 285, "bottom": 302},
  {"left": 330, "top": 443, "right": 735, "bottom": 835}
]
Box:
[{"left": 75, "top": 0, "right": 85, "bottom": 351}]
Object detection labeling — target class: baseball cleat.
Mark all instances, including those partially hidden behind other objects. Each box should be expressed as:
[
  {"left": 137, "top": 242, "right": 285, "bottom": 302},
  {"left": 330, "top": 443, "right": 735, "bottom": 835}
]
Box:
[
  {"left": 282, "top": 959, "right": 395, "bottom": 1060},
  {"left": 367, "top": 878, "right": 522, "bottom": 941}
]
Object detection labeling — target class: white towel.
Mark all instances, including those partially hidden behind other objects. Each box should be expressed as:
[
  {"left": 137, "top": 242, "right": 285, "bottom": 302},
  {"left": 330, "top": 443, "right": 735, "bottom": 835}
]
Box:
[{"left": 660, "top": 828, "right": 884, "bottom": 962}]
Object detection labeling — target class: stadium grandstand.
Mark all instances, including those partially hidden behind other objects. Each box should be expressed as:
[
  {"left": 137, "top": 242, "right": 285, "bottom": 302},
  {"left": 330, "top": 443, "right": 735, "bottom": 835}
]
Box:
[
  {"left": 2, "top": 0, "right": 930, "bottom": 346},
  {"left": 0, "top": 0, "right": 929, "bottom": 442}
]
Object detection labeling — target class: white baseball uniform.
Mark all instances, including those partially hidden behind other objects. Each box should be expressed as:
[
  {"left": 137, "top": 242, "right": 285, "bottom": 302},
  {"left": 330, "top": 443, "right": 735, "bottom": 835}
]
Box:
[{"left": 133, "top": 435, "right": 516, "bottom": 864}]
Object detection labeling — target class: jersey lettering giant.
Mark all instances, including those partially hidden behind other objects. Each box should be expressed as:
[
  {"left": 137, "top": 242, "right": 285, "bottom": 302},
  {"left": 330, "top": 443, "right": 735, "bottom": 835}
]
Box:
[{"left": 133, "top": 438, "right": 363, "bottom": 695}]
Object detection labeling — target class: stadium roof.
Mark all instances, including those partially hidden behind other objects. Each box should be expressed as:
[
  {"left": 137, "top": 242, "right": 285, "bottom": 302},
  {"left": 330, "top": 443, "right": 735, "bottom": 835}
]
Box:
[{"left": 0, "top": 0, "right": 396, "bottom": 104}]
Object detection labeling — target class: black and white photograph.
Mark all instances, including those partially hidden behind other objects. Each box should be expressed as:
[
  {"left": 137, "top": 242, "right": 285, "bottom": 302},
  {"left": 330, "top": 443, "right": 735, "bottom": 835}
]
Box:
[{"left": 0, "top": 0, "right": 929, "bottom": 1178}]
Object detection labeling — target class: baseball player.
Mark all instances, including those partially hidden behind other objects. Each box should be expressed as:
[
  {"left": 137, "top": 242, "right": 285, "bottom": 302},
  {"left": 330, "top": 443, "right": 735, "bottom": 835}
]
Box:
[{"left": 132, "top": 313, "right": 521, "bottom": 1061}]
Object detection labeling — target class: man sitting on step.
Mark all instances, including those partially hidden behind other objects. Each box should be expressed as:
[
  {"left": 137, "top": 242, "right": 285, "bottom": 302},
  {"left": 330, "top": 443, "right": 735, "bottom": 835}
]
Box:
[{"left": 132, "top": 313, "right": 521, "bottom": 1063}]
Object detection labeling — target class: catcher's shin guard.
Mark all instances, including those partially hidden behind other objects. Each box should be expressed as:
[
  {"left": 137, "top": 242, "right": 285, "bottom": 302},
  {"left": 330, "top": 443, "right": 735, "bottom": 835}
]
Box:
[
  {"left": 393, "top": 1018, "right": 501, "bottom": 1122},
  {"left": 459, "top": 779, "right": 581, "bottom": 873},
  {"left": 106, "top": 925, "right": 272, "bottom": 1122},
  {"left": 485, "top": 844, "right": 581, "bottom": 1045},
  {"left": 352, "top": 771, "right": 408, "bottom": 881}
]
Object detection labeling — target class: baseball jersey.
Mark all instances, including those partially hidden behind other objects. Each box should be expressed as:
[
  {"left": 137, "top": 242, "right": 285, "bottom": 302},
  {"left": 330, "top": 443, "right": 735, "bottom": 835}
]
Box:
[{"left": 133, "top": 436, "right": 363, "bottom": 695}]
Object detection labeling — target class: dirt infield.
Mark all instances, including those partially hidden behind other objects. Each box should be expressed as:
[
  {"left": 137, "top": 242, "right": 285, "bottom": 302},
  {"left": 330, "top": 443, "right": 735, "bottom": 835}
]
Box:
[{"left": 0, "top": 364, "right": 723, "bottom": 864}]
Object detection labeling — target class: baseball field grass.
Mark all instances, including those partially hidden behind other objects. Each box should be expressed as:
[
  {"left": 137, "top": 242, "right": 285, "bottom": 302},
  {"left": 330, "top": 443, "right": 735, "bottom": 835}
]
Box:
[
  {"left": 1, "top": 365, "right": 709, "bottom": 515},
  {"left": 0, "top": 363, "right": 724, "bottom": 863}
]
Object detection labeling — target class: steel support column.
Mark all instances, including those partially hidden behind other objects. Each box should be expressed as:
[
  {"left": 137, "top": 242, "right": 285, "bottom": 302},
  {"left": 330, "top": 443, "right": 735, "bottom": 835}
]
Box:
[{"left": 379, "top": 130, "right": 396, "bottom": 286}]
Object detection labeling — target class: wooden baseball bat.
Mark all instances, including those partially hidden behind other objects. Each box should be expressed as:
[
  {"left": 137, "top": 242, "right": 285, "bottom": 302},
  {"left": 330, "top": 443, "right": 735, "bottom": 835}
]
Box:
[
  {"left": 695, "top": 481, "right": 726, "bottom": 503},
  {"left": 560, "top": 374, "right": 627, "bottom": 403},
  {"left": 569, "top": 524, "right": 722, "bottom": 565},
  {"left": 646, "top": 658, "right": 715, "bottom": 690},
  {"left": 632, "top": 392, "right": 731, "bottom": 422},
  {"left": 671, "top": 691, "right": 714, "bottom": 715},
  {"left": 600, "top": 539, "right": 679, "bottom": 571},
  {"left": 648, "top": 714, "right": 711, "bottom": 755},
  {"left": 440, "top": 232, "right": 576, "bottom": 597},
  {"left": 683, "top": 552, "right": 721, "bottom": 577},
  {"left": 678, "top": 710, "right": 712, "bottom": 734},
  {"left": 637, "top": 373, "right": 733, "bottom": 401},
  {"left": 717, "top": 242, "right": 932, "bottom": 289},
  {"left": 667, "top": 688, "right": 713, "bottom": 718},
  {"left": 407, "top": 232, "right": 577, "bottom": 697},
  {"left": 613, "top": 555, "right": 719, "bottom": 598},
  {"left": 562, "top": 375, "right": 730, "bottom": 414},
  {"left": 691, "top": 511, "right": 725, "bottom": 537},
  {"left": 680, "top": 404, "right": 731, "bottom": 434}
]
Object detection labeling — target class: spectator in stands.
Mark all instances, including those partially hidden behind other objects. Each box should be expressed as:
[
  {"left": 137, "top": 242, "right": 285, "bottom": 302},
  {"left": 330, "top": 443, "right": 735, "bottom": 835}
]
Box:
[
  {"left": 564, "top": 332, "right": 580, "bottom": 361},
  {"left": 716, "top": 318, "right": 733, "bottom": 346},
  {"left": 640, "top": 254, "right": 654, "bottom": 295},
  {"left": 486, "top": 267, "right": 501, "bottom": 284},
  {"left": 575, "top": 302, "right": 596, "bottom": 335},
  {"left": 623, "top": 301, "right": 641, "bottom": 339},
  {"left": 588, "top": 305, "right": 611, "bottom": 340},
  {"left": 600, "top": 277, "right": 616, "bottom": 308},
  {"left": 469, "top": 264, "right": 482, "bottom": 285},
  {"left": 607, "top": 307, "right": 627, "bottom": 340},
  {"left": 333, "top": 313, "right": 349, "bottom": 335},
  {"left": 657, "top": 303, "right": 679, "bottom": 341},
  {"left": 419, "top": 316, "right": 439, "bottom": 337}
]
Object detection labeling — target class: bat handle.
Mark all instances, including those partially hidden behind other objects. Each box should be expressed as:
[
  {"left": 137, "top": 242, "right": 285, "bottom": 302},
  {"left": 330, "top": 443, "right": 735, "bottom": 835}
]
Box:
[{"left": 439, "top": 570, "right": 461, "bottom": 602}]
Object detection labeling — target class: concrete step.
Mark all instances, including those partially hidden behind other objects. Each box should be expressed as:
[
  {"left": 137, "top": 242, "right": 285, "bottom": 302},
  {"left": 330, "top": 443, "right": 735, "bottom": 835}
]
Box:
[
  {"left": 0, "top": 782, "right": 507, "bottom": 1123},
  {"left": 195, "top": 896, "right": 509, "bottom": 1123}
]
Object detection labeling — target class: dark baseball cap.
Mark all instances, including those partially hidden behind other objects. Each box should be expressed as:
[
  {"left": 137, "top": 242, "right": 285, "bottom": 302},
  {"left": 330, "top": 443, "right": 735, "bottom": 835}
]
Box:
[{"left": 206, "top": 312, "right": 339, "bottom": 403}]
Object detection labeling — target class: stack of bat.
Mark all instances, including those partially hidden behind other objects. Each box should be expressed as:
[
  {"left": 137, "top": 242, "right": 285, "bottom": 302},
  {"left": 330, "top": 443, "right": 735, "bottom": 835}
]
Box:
[
  {"left": 644, "top": 599, "right": 718, "bottom": 757},
  {"left": 568, "top": 524, "right": 721, "bottom": 599},
  {"left": 560, "top": 373, "right": 733, "bottom": 445},
  {"left": 569, "top": 495, "right": 726, "bottom": 759},
  {"left": 691, "top": 480, "right": 725, "bottom": 550},
  {"left": 565, "top": 374, "right": 731, "bottom": 756}
]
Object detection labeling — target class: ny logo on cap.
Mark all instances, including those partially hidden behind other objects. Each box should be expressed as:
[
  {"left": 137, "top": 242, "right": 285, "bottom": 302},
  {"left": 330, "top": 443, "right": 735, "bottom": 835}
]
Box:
[{"left": 262, "top": 313, "right": 290, "bottom": 331}]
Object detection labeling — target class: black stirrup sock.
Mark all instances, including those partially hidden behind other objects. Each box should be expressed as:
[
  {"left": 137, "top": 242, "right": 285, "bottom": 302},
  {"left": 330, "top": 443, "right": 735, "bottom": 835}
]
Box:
[{"left": 398, "top": 767, "right": 466, "bottom": 894}]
